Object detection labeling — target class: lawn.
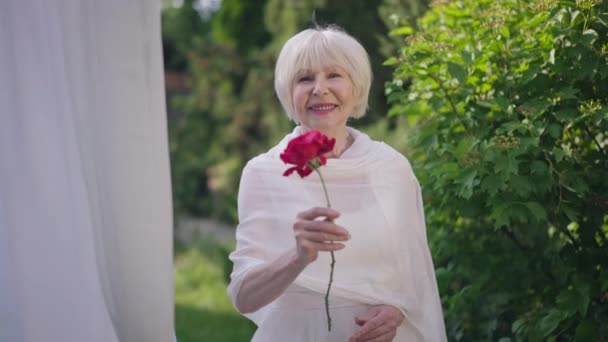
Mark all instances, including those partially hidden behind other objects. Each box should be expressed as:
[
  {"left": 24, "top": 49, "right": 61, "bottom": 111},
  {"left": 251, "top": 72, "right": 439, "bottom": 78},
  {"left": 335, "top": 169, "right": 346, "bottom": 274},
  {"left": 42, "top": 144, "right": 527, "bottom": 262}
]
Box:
[{"left": 174, "top": 238, "right": 256, "bottom": 342}]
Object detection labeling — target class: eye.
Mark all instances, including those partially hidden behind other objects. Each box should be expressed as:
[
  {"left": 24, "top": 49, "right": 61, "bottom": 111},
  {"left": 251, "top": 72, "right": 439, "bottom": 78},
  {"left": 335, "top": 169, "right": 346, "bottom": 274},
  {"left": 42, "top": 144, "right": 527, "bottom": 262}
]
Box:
[
  {"left": 297, "top": 75, "right": 313, "bottom": 82},
  {"left": 328, "top": 72, "right": 342, "bottom": 78}
]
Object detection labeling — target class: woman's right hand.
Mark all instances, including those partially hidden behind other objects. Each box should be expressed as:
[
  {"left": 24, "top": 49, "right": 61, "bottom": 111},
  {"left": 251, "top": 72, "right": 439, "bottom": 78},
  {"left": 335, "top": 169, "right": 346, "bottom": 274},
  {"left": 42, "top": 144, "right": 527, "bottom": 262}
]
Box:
[{"left": 293, "top": 207, "right": 350, "bottom": 265}]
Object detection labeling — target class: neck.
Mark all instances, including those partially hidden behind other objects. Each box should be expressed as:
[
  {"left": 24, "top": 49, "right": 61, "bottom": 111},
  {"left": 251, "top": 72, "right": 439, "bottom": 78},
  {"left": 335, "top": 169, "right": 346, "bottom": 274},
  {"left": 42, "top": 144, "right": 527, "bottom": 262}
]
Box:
[{"left": 299, "top": 125, "right": 353, "bottom": 158}]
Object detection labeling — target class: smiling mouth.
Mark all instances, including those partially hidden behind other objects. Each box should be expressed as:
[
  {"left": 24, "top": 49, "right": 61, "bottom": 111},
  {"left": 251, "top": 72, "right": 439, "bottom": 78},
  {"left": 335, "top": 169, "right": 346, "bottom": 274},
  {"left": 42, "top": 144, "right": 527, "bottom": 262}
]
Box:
[{"left": 308, "top": 104, "right": 338, "bottom": 114}]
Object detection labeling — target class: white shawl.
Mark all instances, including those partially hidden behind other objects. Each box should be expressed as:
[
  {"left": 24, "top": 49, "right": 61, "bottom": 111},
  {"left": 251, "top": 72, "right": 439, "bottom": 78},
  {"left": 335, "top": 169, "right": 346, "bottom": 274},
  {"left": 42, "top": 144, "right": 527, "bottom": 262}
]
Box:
[{"left": 228, "top": 126, "right": 447, "bottom": 341}]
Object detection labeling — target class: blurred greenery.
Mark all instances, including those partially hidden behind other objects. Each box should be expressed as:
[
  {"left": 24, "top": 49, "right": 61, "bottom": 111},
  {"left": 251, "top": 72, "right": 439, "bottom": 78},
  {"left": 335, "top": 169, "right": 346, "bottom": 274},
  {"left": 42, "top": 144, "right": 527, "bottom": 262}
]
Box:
[{"left": 174, "top": 238, "right": 255, "bottom": 342}]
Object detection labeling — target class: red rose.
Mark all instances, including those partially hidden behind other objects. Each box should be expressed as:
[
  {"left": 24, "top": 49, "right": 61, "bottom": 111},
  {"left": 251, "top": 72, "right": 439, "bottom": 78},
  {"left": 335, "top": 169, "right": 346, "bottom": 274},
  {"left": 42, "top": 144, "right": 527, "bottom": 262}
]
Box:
[
  {"left": 279, "top": 129, "right": 337, "bottom": 331},
  {"left": 280, "top": 130, "right": 336, "bottom": 177}
]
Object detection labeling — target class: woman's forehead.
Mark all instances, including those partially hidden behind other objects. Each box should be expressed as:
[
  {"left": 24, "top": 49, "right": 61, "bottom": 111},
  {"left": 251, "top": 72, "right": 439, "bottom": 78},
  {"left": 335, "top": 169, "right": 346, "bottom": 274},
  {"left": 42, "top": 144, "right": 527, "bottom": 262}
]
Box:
[{"left": 295, "top": 64, "right": 347, "bottom": 74}]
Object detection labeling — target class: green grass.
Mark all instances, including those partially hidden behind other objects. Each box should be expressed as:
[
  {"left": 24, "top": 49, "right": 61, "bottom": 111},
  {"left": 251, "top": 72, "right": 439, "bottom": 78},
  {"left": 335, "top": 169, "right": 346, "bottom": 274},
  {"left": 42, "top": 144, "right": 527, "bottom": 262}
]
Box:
[{"left": 174, "top": 238, "right": 256, "bottom": 342}]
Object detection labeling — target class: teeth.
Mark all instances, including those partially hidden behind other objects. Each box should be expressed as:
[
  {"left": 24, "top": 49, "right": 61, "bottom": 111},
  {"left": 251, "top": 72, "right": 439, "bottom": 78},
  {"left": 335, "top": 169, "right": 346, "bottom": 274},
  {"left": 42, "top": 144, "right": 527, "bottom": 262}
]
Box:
[{"left": 311, "top": 105, "right": 335, "bottom": 111}]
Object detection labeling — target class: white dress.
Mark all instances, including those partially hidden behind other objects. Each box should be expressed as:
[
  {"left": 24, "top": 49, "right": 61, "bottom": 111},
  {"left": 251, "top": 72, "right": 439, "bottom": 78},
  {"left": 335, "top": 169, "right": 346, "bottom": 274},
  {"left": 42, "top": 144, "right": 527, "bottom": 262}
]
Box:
[
  {"left": 228, "top": 127, "right": 447, "bottom": 341},
  {"left": 251, "top": 285, "right": 427, "bottom": 342}
]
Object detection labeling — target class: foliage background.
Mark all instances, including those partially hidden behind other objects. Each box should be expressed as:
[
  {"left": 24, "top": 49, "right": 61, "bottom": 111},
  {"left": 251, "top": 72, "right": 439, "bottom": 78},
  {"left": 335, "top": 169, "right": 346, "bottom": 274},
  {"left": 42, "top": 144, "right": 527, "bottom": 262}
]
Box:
[
  {"left": 388, "top": 0, "right": 608, "bottom": 340},
  {"left": 163, "top": 0, "right": 608, "bottom": 341}
]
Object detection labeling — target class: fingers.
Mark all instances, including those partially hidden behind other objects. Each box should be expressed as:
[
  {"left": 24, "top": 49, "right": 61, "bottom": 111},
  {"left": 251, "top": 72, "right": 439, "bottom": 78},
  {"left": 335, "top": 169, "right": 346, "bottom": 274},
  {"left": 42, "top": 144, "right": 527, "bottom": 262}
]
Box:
[
  {"left": 298, "top": 239, "right": 345, "bottom": 252},
  {"left": 354, "top": 310, "right": 376, "bottom": 327},
  {"left": 352, "top": 330, "right": 396, "bottom": 342},
  {"left": 297, "top": 207, "right": 340, "bottom": 221},
  {"left": 294, "top": 217, "right": 349, "bottom": 236},
  {"left": 350, "top": 306, "right": 403, "bottom": 342},
  {"left": 294, "top": 208, "right": 349, "bottom": 263},
  {"left": 350, "top": 317, "right": 384, "bottom": 341},
  {"left": 295, "top": 230, "right": 349, "bottom": 244},
  {"left": 295, "top": 218, "right": 349, "bottom": 237},
  {"left": 354, "top": 322, "right": 395, "bottom": 342}
]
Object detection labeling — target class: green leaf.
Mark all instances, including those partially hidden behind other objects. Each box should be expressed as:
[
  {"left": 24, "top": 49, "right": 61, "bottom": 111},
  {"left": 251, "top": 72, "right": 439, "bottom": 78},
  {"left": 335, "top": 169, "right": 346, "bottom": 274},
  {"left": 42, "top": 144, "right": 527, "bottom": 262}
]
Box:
[
  {"left": 554, "top": 108, "right": 578, "bottom": 120},
  {"left": 495, "top": 154, "right": 519, "bottom": 175},
  {"left": 390, "top": 26, "right": 414, "bottom": 36},
  {"left": 562, "top": 204, "right": 579, "bottom": 221},
  {"left": 600, "top": 269, "right": 608, "bottom": 290},
  {"left": 454, "top": 136, "right": 478, "bottom": 159},
  {"left": 554, "top": 149, "right": 565, "bottom": 162},
  {"left": 570, "top": 10, "right": 582, "bottom": 27},
  {"left": 575, "top": 320, "right": 596, "bottom": 342},
  {"left": 573, "top": 281, "right": 591, "bottom": 316},
  {"left": 456, "top": 169, "right": 478, "bottom": 199},
  {"left": 556, "top": 87, "right": 579, "bottom": 100},
  {"left": 490, "top": 203, "right": 511, "bottom": 228},
  {"left": 578, "top": 294, "right": 590, "bottom": 317},
  {"left": 525, "top": 202, "right": 547, "bottom": 222},
  {"left": 581, "top": 29, "right": 598, "bottom": 47},
  {"left": 511, "top": 175, "right": 532, "bottom": 197},
  {"left": 447, "top": 62, "right": 467, "bottom": 83},
  {"left": 462, "top": 49, "right": 474, "bottom": 65},
  {"left": 512, "top": 318, "right": 526, "bottom": 333},
  {"left": 383, "top": 57, "right": 399, "bottom": 66},
  {"left": 547, "top": 123, "right": 562, "bottom": 139},
  {"left": 480, "top": 174, "right": 506, "bottom": 195},
  {"left": 538, "top": 310, "right": 566, "bottom": 338},
  {"left": 531, "top": 161, "right": 548, "bottom": 175},
  {"left": 556, "top": 288, "right": 580, "bottom": 316}
]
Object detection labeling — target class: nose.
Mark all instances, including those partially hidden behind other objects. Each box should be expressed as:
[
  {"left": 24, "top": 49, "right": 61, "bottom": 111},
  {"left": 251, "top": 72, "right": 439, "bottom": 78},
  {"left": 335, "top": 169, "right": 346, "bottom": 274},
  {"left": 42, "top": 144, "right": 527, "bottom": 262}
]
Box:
[{"left": 312, "top": 78, "right": 328, "bottom": 96}]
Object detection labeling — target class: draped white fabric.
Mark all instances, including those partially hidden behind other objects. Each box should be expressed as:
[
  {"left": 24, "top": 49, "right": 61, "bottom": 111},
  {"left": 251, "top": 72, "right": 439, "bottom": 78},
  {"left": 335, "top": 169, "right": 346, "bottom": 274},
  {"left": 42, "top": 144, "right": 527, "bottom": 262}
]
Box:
[
  {"left": 229, "top": 127, "right": 447, "bottom": 341},
  {"left": 0, "top": 1, "right": 174, "bottom": 341}
]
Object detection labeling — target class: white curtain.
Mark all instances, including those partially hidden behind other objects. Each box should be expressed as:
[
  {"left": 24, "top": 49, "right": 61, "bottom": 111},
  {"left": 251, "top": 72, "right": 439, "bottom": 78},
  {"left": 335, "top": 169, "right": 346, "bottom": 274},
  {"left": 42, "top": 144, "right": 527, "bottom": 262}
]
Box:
[{"left": 0, "top": 1, "right": 174, "bottom": 341}]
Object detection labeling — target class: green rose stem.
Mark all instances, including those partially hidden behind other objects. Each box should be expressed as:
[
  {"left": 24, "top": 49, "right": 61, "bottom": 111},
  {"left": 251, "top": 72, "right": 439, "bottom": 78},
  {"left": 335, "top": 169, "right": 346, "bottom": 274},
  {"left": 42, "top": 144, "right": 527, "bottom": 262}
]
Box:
[{"left": 311, "top": 160, "right": 334, "bottom": 332}]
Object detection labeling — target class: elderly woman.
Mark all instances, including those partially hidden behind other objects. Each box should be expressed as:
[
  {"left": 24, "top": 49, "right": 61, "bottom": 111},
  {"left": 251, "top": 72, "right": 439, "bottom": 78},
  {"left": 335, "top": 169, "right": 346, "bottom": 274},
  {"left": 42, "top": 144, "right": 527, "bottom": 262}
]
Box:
[{"left": 228, "top": 25, "right": 447, "bottom": 342}]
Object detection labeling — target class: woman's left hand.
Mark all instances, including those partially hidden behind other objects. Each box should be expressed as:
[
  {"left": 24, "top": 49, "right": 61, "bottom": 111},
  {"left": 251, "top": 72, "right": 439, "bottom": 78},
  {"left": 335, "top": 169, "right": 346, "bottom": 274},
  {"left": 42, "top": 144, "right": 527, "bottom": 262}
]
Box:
[{"left": 349, "top": 305, "right": 404, "bottom": 342}]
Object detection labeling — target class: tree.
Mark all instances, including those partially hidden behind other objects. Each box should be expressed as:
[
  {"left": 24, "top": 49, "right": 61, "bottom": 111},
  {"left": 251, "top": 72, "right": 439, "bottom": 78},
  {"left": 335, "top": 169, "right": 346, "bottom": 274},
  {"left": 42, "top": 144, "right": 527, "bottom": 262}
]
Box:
[{"left": 387, "top": 0, "right": 608, "bottom": 340}]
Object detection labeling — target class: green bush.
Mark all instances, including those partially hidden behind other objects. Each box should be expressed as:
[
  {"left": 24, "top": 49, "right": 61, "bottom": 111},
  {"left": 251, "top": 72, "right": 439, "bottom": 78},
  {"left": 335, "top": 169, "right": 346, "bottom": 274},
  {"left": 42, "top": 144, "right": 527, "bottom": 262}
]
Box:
[{"left": 387, "top": 0, "right": 608, "bottom": 340}]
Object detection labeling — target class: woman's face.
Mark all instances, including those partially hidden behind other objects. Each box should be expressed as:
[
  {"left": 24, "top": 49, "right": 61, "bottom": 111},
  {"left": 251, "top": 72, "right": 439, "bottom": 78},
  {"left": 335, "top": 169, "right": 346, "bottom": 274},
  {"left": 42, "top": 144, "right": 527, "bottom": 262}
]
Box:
[{"left": 291, "top": 65, "right": 355, "bottom": 135}]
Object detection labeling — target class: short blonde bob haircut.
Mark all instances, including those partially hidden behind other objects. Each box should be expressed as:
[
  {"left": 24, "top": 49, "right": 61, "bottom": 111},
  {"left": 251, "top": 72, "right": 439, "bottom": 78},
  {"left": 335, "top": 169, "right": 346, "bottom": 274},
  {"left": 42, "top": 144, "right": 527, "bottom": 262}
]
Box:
[{"left": 274, "top": 26, "right": 372, "bottom": 122}]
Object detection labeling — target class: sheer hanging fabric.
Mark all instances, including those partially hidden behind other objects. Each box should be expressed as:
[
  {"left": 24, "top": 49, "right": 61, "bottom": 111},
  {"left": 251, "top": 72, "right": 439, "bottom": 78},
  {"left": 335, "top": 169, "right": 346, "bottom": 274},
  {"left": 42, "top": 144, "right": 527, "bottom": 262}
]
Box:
[{"left": 0, "top": 1, "right": 174, "bottom": 341}]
